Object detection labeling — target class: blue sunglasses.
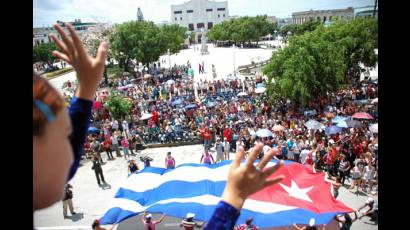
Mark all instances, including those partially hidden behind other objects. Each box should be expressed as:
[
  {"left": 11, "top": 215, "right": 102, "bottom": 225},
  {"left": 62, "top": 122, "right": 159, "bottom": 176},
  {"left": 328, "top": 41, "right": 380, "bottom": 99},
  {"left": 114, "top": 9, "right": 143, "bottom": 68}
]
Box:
[{"left": 34, "top": 100, "right": 56, "bottom": 123}]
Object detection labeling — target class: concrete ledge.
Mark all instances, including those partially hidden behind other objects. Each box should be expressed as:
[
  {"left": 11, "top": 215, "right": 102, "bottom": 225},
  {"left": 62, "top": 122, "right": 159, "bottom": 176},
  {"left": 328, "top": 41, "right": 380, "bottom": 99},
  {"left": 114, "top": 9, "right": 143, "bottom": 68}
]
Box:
[{"left": 144, "top": 140, "right": 202, "bottom": 148}]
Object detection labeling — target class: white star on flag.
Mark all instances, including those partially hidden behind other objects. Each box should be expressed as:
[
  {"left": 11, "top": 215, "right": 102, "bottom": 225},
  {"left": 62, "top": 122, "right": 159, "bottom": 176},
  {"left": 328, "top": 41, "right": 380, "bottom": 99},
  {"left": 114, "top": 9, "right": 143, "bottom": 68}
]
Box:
[{"left": 279, "top": 180, "right": 314, "bottom": 203}]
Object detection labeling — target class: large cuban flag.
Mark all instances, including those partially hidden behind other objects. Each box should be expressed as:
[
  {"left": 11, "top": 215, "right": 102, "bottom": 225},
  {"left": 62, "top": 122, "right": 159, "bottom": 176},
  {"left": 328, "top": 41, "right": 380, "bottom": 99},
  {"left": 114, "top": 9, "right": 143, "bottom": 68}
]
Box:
[{"left": 100, "top": 160, "right": 353, "bottom": 228}]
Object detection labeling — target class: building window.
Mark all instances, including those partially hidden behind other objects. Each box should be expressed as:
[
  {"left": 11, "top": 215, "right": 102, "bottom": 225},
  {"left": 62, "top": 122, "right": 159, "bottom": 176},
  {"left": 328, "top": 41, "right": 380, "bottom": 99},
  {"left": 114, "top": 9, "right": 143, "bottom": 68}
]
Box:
[
  {"left": 180, "top": 17, "right": 182, "bottom": 20},
  {"left": 197, "top": 23, "right": 204, "bottom": 29},
  {"left": 174, "top": 11, "right": 182, "bottom": 14},
  {"left": 217, "top": 8, "right": 225, "bottom": 11},
  {"left": 188, "top": 23, "right": 194, "bottom": 31},
  {"left": 223, "top": 14, "right": 225, "bottom": 17},
  {"left": 207, "top": 22, "right": 213, "bottom": 29},
  {"left": 218, "top": 14, "right": 220, "bottom": 18},
  {"left": 187, "top": 10, "right": 193, "bottom": 13},
  {"left": 206, "top": 8, "right": 213, "bottom": 12},
  {"left": 175, "top": 17, "right": 177, "bottom": 21},
  {"left": 329, "top": 16, "right": 332, "bottom": 21},
  {"left": 323, "top": 16, "right": 327, "bottom": 22},
  {"left": 41, "top": 40, "right": 44, "bottom": 43}
]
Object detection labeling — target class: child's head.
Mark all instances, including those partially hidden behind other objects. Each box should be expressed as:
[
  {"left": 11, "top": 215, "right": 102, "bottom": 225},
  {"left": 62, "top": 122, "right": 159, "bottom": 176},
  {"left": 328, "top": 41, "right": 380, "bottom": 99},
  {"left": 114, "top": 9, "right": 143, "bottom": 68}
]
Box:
[{"left": 33, "top": 73, "right": 74, "bottom": 210}]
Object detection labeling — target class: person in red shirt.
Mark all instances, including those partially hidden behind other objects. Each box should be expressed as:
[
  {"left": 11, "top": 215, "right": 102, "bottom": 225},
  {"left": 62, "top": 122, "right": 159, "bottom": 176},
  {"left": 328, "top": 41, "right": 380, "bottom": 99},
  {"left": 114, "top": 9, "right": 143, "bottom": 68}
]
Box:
[
  {"left": 223, "top": 126, "right": 232, "bottom": 143},
  {"left": 103, "top": 139, "right": 114, "bottom": 160},
  {"left": 151, "top": 109, "right": 159, "bottom": 126},
  {"left": 203, "top": 127, "right": 211, "bottom": 150}
]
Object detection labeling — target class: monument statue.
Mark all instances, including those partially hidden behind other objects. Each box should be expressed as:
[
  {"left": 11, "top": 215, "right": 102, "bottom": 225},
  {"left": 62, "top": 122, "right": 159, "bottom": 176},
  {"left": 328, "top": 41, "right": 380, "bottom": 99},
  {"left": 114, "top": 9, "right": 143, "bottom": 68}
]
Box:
[{"left": 200, "top": 28, "right": 209, "bottom": 55}]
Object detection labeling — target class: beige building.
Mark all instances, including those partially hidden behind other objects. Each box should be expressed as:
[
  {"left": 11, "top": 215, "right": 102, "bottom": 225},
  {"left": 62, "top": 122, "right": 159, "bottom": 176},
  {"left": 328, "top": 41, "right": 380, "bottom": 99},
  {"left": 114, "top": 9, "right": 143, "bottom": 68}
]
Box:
[
  {"left": 171, "top": 0, "right": 229, "bottom": 43},
  {"left": 292, "top": 7, "right": 354, "bottom": 24}
]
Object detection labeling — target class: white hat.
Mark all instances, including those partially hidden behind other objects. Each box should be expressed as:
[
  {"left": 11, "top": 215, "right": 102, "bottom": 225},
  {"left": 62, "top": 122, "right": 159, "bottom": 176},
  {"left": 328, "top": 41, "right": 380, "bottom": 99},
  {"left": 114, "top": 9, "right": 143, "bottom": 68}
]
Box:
[
  {"left": 329, "top": 139, "right": 335, "bottom": 144},
  {"left": 186, "top": 213, "right": 195, "bottom": 218},
  {"left": 309, "top": 218, "right": 315, "bottom": 226},
  {"left": 366, "top": 198, "right": 374, "bottom": 204},
  {"left": 145, "top": 213, "right": 152, "bottom": 219}
]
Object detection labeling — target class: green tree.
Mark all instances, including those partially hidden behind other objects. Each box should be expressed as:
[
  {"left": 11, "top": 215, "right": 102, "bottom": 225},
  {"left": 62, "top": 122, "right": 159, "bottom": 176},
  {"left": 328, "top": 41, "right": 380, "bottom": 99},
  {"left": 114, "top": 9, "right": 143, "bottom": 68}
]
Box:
[
  {"left": 264, "top": 18, "right": 377, "bottom": 106},
  {"left": 104, "top": 92, "right": 133, "bottom": 120},
  {"left": 207, "top": 15, "right": 274, "bottom": 45},
  {"left": 324, "top": 18, "right": 378, "bottom": 81},
  {"left": 110, "top": 21, "right": 186, "bottom": 71},
  {"left": 263, "top": 27, "right": 346, "bottom": 106},
  {"left": 33, "top": 42, "right": 58, "bottom": 65},
  {"left": 160, "top": 24, "right": 187, "bottom": 53}
]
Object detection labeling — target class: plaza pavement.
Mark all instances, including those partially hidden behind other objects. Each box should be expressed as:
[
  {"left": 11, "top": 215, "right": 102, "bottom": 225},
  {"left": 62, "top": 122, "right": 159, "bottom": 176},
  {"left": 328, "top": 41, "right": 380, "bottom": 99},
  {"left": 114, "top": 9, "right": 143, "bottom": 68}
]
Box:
[
  {"left": 48, "top": 43, "right": 276, "bottom": 93},
  {"left": 34, "top": 144, "right": 377, "bottom": 230}
]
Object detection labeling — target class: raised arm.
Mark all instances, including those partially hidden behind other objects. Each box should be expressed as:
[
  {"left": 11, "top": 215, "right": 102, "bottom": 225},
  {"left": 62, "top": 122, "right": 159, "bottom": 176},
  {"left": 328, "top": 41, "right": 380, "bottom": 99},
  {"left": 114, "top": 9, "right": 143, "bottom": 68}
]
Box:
[
  {"left": 140, "top": 211, "right": 147, "bottom": 224},
  {"left": 157, "top": 214, "right": 166, "bottom": 223},
  {"left": 49, "top": 23, "right": 107, "bottom": 181},
  {"left": 292, "top": 224, "right": 304, "bottom": 230}
]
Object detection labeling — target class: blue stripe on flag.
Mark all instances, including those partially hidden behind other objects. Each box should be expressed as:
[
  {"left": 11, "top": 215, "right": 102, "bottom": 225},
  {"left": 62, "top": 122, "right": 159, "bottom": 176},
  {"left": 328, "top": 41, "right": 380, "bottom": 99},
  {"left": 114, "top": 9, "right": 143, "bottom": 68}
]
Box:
[
  {"left": 100, "top": 202, "right": 342, "bottom": 227},
  {"left": 115, "top": 181, "right": 226, "bottom": 206}
]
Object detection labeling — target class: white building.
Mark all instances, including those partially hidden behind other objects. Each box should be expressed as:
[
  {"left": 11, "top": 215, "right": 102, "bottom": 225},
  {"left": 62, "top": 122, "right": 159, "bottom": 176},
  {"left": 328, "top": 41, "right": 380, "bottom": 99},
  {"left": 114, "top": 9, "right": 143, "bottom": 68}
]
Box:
[
  {"left": 292, "top": 7, "right": 354, "bottom": 25},
  {"left": 170, "top": 0, "right": 229, "bottom": 43},
  {"left": 33, "top": 20, "right": 98, "bottom": 46}
]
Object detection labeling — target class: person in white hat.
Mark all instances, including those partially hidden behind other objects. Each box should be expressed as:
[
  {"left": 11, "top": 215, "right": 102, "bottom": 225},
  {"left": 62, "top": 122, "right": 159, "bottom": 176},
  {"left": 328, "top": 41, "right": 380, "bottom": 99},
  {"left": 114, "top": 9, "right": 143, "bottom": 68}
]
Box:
[
  {"left": 293, "top": 217, "right": 325, "bottom": 230},
  {"left": 140, "top": 211, "right": 165, "bottom": 230},
  {"left": 358, "top": 198, "right": 378, "bottom": 221},
  {"left": 180, "top": 212, "right": 204, "bottom": 230}
]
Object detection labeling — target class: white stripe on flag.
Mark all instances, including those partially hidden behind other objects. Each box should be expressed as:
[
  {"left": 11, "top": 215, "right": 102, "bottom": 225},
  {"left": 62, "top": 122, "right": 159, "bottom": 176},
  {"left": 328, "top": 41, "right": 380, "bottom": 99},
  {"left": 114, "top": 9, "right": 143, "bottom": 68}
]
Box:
[
  {"left": 122, "top": 162, "right": 278, "bottom": 192},
  {"left": 108, "top": 194, "right": 297, "bottom": 214}
]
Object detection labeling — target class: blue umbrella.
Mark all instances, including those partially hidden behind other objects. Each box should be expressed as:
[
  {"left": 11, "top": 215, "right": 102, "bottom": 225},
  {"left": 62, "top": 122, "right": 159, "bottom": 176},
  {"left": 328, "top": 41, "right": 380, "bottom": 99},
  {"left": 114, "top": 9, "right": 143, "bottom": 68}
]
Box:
[
  {"left": 256, "top": 129, "right": 273, "bottom": 137},
  {"left": 185, "top": 104, "right": 198, "bottom": 110},
  {"left": 88, "top": 127, "right": 100, "bottom": 134},
  {"left": 304, "top": 120, "right": 322, "bottom": 130},
  {"left": 336, "top": 120, "right": 348, "bottom": 128},
  {"left": 325, "top": 126, "right": 342, "bottom": 135},
  {"left": 256, "top": 83, "right": 265, "bottom": 88},
  {"left": 332, "top": 116, "right": 350, "bottom": 124},
  {"left": 207, "top": 101, "right": 216, "bottom": 107},
  {"left": 172, "top": 99, "right": 182, "bottom": 106}
]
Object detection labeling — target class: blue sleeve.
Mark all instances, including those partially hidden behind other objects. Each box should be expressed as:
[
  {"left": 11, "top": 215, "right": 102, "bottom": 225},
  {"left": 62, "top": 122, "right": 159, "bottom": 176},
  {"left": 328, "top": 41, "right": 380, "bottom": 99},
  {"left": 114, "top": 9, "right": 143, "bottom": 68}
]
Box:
[
  {"left": 204, "top": 201, "right": 240, "bottom": 230},
  {"left": 67, "top": 96, "right": 93, "bottom": 181}
]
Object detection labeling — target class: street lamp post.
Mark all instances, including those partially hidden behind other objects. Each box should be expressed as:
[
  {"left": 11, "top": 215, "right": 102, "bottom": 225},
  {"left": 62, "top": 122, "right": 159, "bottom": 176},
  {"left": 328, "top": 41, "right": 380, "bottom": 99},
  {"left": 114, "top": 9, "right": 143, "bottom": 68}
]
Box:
[
  {"left": 167, "top": 48, "right": 171, "bottom": 69},
  {"left": 232, "top": 44, "right": 236, "bottom": 77}
]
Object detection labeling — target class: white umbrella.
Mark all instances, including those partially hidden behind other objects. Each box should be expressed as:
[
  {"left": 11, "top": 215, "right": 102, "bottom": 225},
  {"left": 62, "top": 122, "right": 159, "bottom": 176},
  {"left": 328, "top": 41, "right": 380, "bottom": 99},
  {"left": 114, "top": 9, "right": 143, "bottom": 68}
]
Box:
[
  {"left": 256, "top": 129, "right": 273, "bottom": 137},
  {"left": 304, "top": 120, "right": 322, "bottom": 130},
  {"left": 371, "top": 98, "right": 378, "bottom": 104},
  {"left": 140, "top": 113, "right": 153, "bottom": 120},
  {"left": 273, "top": 125, "right": 285, "bottom": 132},
  {"left": 237, "top": 92, "right": 248, "bottom": 96},
  {"left": 369, "top": 123, "right": 378, "bottom": 133},
  {"left": 167, "top": 79, "right": 175, "bottom": 85},
  {"left": 255, "top": 87, "right": 266, "bottom": 94}
]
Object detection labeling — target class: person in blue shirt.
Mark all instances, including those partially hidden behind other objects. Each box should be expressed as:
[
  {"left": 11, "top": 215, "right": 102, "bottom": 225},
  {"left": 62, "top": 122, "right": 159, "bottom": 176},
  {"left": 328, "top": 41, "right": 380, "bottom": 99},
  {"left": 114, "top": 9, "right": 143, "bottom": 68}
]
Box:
[{"left": 34, "top": 23, "right": 107, "bottom": 218}]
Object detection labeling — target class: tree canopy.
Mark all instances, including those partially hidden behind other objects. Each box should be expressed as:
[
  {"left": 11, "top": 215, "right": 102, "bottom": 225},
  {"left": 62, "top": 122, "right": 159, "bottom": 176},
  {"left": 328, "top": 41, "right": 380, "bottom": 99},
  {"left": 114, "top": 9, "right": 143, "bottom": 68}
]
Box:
[
  {"left": 33, "top": 42, "right": 58, "bottom": 64},
  {"left": 207, "top": 15, "right": 277, "bottom": 45},
  {"left": 263, "top": 18, "right": 378, "bottom": 106},
  {"left": 109, "top": 21, "right": 186, "bottom": 70},
  {"left": 104, "top": 92, "right": 133, "bottom": 120}
]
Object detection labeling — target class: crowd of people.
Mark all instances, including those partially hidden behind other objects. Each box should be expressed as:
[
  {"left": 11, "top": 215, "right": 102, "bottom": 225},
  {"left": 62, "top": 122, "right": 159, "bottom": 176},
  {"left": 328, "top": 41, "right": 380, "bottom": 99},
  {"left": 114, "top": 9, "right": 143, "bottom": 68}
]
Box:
[
  {"left": 34, "top": 23, "right": 378, "bottom": 230},
  {"left": 66, "top": 57, "right": 378, "bottom": 198}
]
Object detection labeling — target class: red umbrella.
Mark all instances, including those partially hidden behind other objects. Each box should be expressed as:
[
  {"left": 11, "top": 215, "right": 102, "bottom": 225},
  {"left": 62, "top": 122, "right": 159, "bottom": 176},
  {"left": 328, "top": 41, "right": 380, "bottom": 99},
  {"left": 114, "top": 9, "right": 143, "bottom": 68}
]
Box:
[
  {"left": 352, "top": 112, "right": 374, "bottom": 120},
  {"left": 93, "top": 101, "right": 103, "bottom": 110}
]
